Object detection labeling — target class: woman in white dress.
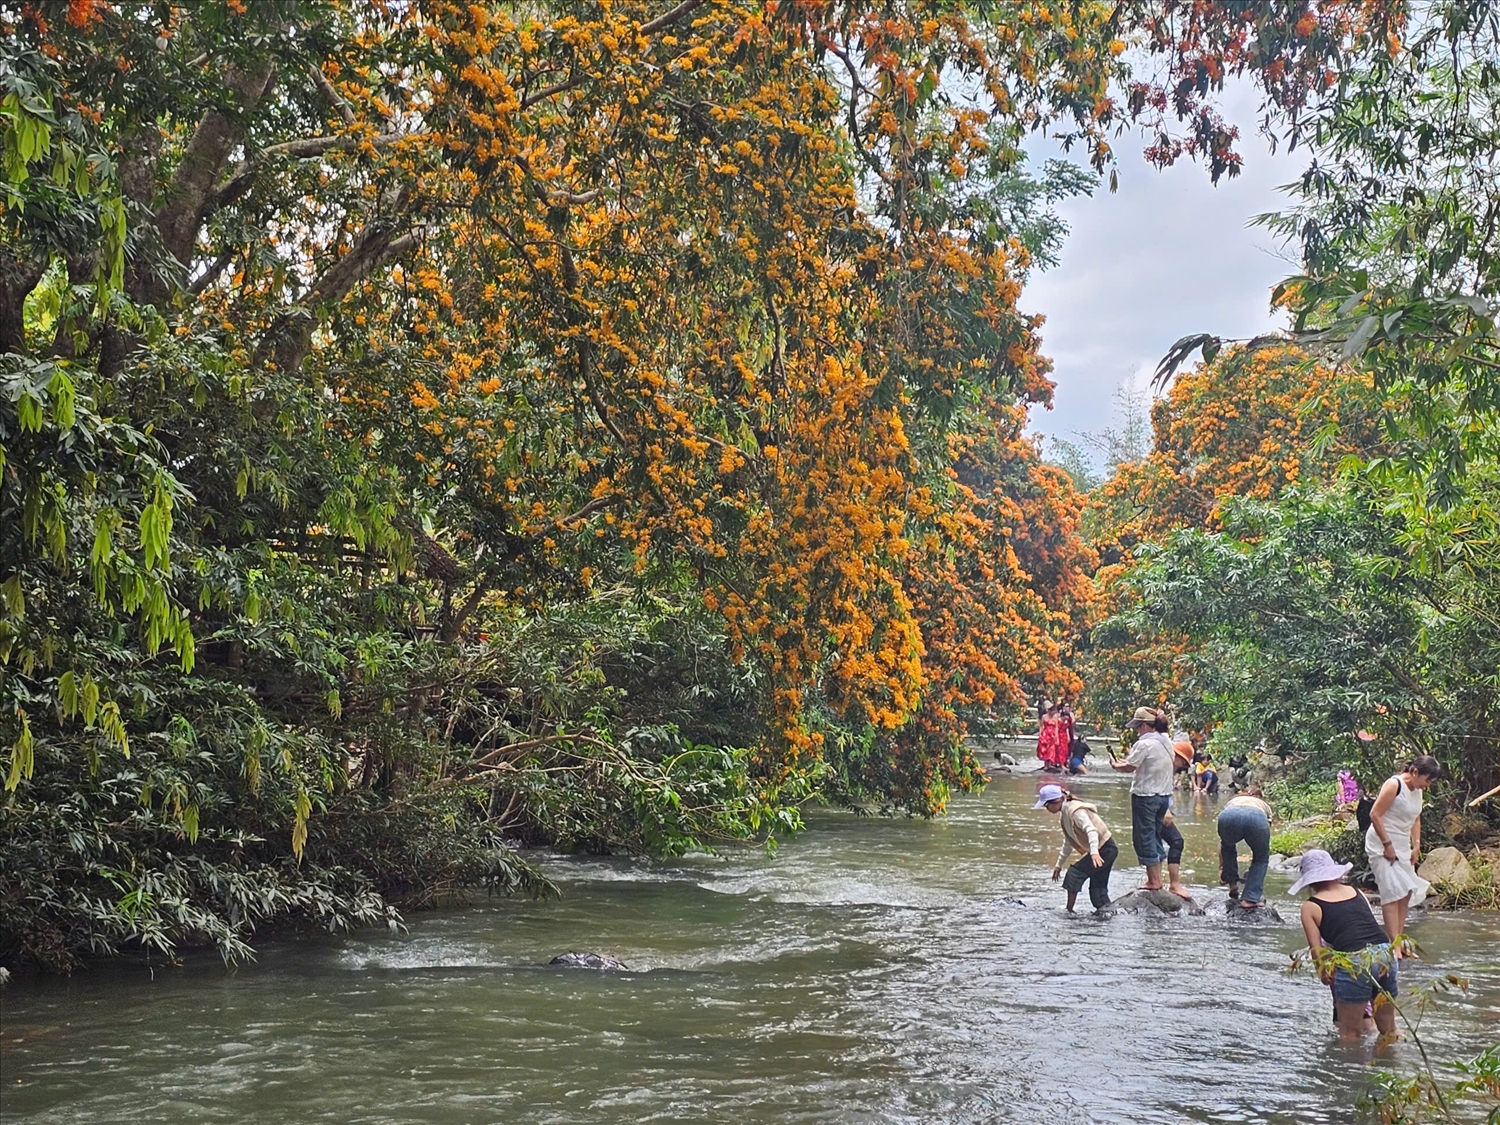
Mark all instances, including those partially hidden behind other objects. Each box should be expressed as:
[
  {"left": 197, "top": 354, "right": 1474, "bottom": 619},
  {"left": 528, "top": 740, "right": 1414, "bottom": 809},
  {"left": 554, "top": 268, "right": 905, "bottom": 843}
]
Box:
[{"left": 1364, "top": 755, "right": 1443, "bottom": 948}]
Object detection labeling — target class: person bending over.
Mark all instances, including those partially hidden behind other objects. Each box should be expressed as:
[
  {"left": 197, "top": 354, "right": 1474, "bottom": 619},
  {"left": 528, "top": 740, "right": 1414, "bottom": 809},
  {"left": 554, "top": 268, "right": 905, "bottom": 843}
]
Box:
[
  {"left": 1293, "top": 848, "right": 1399, "bottom": 1042},
  {"left": 1034, "top": 783, "right": 1117, "bottom": 912},
  {"left": 1218, "top": 789, "right": 1273, "bottom": 909}
]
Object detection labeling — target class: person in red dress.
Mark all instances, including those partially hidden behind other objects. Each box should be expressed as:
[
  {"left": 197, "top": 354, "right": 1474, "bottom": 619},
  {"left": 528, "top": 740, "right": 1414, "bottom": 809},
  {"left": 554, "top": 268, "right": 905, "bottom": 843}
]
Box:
[{"left": 1036, "top": 703, "right": 1067, "bottom": 772}]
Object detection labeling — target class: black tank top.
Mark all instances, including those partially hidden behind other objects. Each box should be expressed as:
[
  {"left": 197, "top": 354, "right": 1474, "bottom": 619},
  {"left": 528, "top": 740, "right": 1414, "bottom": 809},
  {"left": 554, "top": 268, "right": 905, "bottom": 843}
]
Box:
[{"left": 1310, "top": 892, "right": 1387, "bottom": 952}]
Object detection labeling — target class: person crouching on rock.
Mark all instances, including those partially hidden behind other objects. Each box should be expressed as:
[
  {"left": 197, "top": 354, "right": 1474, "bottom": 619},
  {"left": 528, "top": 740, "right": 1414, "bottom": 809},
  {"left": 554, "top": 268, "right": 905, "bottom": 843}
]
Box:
[
  {"left": 1110, "top": 706, "right": 1176, "bottom": 892},
  {"left": 1292, "top": 848, "right": 1399, "bottom": 1042},
  {"left": 1035, "top": 783, "right": 1117, "bottom": 912}
]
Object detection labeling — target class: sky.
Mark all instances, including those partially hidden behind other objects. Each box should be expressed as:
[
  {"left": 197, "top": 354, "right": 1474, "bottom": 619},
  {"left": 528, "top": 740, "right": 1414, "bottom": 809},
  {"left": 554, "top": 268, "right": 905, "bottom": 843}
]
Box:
[{"left": 1020, "top": 85, "right": 1306, "bottom": 459}]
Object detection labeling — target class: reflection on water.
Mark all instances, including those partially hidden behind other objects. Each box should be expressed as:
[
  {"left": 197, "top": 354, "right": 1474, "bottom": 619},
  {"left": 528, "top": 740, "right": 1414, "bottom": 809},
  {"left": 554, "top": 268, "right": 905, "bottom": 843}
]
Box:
[{"left": 4, "top": 763, "right": 1498, "bottom": 1124}]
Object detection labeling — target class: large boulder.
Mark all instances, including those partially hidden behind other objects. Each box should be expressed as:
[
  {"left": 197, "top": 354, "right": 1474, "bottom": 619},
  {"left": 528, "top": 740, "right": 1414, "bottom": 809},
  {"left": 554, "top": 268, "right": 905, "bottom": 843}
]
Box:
[
  {"left": 1417, "top": 847, "right": 1474, "bottom": 889},
  {"left": 548, "top": 951, "right": 629, "bottom": 970},
  {"left": 1100, "top": 889, "right": 1206, "bottom": 917}
]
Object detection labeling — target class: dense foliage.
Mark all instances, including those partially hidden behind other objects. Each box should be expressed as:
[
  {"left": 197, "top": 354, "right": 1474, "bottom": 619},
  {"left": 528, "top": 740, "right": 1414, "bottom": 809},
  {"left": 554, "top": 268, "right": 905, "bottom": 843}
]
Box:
[
  {"left": 1, "top": 0, "right": 1407, "bottom": 970},
  {"left": 1085, "top": 0, "right": 1499, "bottom": 840}
]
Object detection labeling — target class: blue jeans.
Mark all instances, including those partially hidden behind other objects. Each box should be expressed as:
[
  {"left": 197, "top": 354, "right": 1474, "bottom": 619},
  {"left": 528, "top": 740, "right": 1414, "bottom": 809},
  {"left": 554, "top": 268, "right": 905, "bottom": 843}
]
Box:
[
  {"left": 1331, "top": 945, "right": 1399, "bottom": 1004},
  {"left": 1218, "top": 804, "right": 1271, "bottom": 903},
  {"left": 1130, "top": 794, "right": 1171, "bottom": 866}
]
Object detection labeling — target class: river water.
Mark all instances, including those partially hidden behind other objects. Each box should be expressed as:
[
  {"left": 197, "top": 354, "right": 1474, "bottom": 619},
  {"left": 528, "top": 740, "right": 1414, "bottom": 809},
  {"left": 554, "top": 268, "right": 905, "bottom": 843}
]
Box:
[{"left": 4, "top": 763, "right": 1498, "bottom": 1124}]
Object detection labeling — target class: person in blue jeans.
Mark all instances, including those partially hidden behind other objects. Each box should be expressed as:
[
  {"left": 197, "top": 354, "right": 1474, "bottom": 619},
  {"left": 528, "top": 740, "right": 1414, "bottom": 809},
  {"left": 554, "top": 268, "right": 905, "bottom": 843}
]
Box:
[
  {"left": 1218, "top": 790, "right": 1273, "bottom": 908},
  {"left": 1293, "top": 848, "right": 1399, "bottom": 1041},
  {"left": 1110, "top": 706, "right": 1176, "bottom": 891}
]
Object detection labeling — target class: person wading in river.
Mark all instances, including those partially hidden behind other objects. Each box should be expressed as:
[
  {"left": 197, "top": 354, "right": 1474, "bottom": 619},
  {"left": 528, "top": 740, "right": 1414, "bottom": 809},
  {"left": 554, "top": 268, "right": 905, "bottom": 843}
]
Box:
[
  {"left": 1156, "top": 715, "right": 1192, "bottom": 898},
  {"left": 1217, "top": 787, "right": 1273, "bottom": 909},
  {"left": 1293, "top": 848, "right": 1399, "bottom": 1042},
  {"left": 1110, "top": 706, "right": 1178, "bottom": 894},
  {"left": 1037, "top": 702, "right": 1068, "bottom": 773},
  {"left": 1035, "top": 783, "right": 1117, "bottom": 912},
  {"left": 1365, "top": 755, "right": 1442, "bottom": 951}
]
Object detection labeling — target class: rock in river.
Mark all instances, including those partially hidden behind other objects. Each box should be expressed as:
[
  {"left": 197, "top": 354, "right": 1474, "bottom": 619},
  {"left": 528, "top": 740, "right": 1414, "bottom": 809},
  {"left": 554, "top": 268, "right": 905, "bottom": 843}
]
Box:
[
  {"left": 1101, "top": 889, "right": 1207, "bottom": 917},
  {"left": 548, "top": 951, "right": 629, "bottom": 970},
  {"left": 1224, "top": 900, "right": 1286, "bottom": 923},
  {"left": 1417, "top": 846, "right": 1474, "bottom": 889}
]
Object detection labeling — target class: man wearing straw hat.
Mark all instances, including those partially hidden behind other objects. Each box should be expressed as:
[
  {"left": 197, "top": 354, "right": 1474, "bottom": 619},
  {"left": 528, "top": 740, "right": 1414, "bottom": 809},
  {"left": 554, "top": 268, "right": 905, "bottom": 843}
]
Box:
[{"left": 1109, "top": 706, "right": 1176, "bottom": 891}]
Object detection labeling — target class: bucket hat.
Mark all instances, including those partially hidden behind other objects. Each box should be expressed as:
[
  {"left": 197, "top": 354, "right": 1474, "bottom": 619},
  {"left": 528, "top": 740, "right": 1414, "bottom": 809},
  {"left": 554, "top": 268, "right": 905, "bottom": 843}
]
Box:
[{"left": 1287, "top": 848, "right": 1352, "bottom": 894}]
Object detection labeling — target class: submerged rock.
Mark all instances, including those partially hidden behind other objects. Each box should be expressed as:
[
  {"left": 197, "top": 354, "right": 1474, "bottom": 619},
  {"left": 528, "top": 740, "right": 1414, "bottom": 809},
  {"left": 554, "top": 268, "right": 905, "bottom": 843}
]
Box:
[
  {"left": 1101, "top": 889, "right": 1206, "bottom": 917},
  {"left": 1224, "top": 900, "right": 1286, "bottom": 923},
  {"left": 548, "top": 951, "right": 629, "bottom": 970}
]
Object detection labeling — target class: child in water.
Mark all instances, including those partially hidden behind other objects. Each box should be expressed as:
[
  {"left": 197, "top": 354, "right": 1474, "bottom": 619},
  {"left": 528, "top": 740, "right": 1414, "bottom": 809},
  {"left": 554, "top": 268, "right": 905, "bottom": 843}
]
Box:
[{"left": 1292, "top": 848, "right": 1399, "bottom": 1042}]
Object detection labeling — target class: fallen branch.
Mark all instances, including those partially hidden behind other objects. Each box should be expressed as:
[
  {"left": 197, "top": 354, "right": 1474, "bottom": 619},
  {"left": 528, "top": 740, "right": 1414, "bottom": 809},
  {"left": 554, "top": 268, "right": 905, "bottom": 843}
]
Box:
[{"left": 1468, "top": 782, "right": 1500, "bottom": 807}]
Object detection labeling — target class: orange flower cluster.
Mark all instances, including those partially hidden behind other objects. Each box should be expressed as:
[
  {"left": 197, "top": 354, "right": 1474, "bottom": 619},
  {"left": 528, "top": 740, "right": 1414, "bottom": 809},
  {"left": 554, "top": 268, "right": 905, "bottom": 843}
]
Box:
[
  {"left": 18, "top": 1, "right": 1387, "bottom": 814},
  {"left": 1082, "top": 344, "right": 1381, "bottom": 717},
  {"left": 293, "top": 2, "right": 1102, "bottom": 809},
  {"left": 1094, "top": 345, "right": 1380, "bottom": 547}
]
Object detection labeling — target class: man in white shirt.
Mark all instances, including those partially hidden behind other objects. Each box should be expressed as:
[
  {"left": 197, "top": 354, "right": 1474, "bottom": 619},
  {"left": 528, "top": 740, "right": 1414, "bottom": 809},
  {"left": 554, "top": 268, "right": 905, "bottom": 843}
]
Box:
[{"left": 1110, "top": 706, "right": 1176, "bottom": 891}]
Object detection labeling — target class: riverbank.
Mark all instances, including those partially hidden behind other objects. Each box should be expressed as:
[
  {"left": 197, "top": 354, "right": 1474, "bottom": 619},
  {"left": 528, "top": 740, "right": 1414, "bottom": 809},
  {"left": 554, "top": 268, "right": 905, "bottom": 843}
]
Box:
[{"left": 5, "top": 771, "right": 1498, "bottom": 1124}]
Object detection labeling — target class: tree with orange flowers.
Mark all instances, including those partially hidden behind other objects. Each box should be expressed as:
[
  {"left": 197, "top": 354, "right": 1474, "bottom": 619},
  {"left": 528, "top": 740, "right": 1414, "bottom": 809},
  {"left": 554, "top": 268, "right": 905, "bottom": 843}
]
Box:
[
  {"left": 1, "top": 0, "right": 1399, "bottom": 969},
  {"left": 1079, "top": 345, "right": 1382, "bottom": 720}
]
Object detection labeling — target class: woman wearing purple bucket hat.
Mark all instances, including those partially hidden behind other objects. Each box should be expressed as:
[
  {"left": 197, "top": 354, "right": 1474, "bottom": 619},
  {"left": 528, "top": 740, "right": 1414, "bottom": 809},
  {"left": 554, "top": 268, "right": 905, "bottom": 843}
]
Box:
[{"left": 1294, "top": 848, "right": 1399, "bottom": 1042}]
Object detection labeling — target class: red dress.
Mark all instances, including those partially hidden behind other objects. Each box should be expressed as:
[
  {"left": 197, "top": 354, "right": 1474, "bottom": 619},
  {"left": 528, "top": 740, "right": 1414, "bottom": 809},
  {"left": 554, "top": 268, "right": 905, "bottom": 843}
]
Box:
[{"left": 1037, "top": 716, "right": 1068, "bottom": 767}]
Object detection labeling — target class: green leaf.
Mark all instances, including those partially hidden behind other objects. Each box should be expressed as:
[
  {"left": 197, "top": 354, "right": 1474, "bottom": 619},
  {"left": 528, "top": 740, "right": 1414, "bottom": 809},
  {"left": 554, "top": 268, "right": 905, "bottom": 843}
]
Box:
[
  {"left": 291, "top": 787, "right": 312, "bottom": 858},
  {"left": 80, "top": 674, "right": 99, "bottom": 726},
  {"left": 58, "top": 669, "right": 79, "bottom": 718},
  {"left": 98, "top": 700, "right": 129, "bottom": 758},
  {"left": 1, "top": 574, "right": 24, "bottom": 619},
  {"left": 6, "top": 709, "right": 33, "bottom": 791}
]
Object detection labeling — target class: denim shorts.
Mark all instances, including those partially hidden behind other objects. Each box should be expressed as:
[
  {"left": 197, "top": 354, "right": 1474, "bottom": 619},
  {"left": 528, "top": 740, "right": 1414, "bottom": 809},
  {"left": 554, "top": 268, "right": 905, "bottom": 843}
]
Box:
[{"left": 1331, "top": 947, "right": 1398, "bottom": 1004}]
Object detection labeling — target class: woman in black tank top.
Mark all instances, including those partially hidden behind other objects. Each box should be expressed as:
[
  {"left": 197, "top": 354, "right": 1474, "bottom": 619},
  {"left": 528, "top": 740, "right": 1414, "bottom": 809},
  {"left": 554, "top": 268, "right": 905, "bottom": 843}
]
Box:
[
  {"left": 1293, "top": 848, "right": 1400, "bottom": 1042},
  {"left": 1309, "top": 891, "right": 1389, "bottom": 952}
]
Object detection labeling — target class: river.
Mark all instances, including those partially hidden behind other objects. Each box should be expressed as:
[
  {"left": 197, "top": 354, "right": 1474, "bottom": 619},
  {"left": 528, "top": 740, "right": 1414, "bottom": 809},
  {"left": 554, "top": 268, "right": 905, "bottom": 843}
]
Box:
[{"left": 4, "top": 762, "right": 1498, "bottom": 1124}]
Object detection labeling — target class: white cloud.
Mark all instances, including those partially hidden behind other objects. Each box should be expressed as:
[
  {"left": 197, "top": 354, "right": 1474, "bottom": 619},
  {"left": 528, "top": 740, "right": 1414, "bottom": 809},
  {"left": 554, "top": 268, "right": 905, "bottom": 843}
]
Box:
[{"left": 1020, "top": 83, "right": 1303, "bottom": 452}]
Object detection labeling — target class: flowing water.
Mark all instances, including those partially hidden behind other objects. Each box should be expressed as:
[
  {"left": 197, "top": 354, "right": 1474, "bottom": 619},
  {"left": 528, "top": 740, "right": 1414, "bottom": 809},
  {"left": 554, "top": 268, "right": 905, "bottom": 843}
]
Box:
[{"left": 4, "top": 761, "right": 1498, "bottom": 1124}]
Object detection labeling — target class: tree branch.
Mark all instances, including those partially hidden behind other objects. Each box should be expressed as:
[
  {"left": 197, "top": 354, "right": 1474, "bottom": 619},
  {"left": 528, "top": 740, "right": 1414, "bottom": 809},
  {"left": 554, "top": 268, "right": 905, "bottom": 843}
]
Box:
[
  {"left": 309, "top": 64, "right": 357, "bottom": 126},
  {"left": 189, "top": 248, "right": 237, "bottom": 297},
  {"left": 149, "top": 57, "right": 278, "bottom": 302},
  {"left": 640, "top": 0, "right": 706, "bottom": 34},
  {"left": 269, "top": 229, "right": 419, "bottom": 374},
  {"left": 210, "top": 132, "right": 419, "bottom": 217},
  {"left": 517, "top": 0, "right": 707, "bottom": 109}
]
